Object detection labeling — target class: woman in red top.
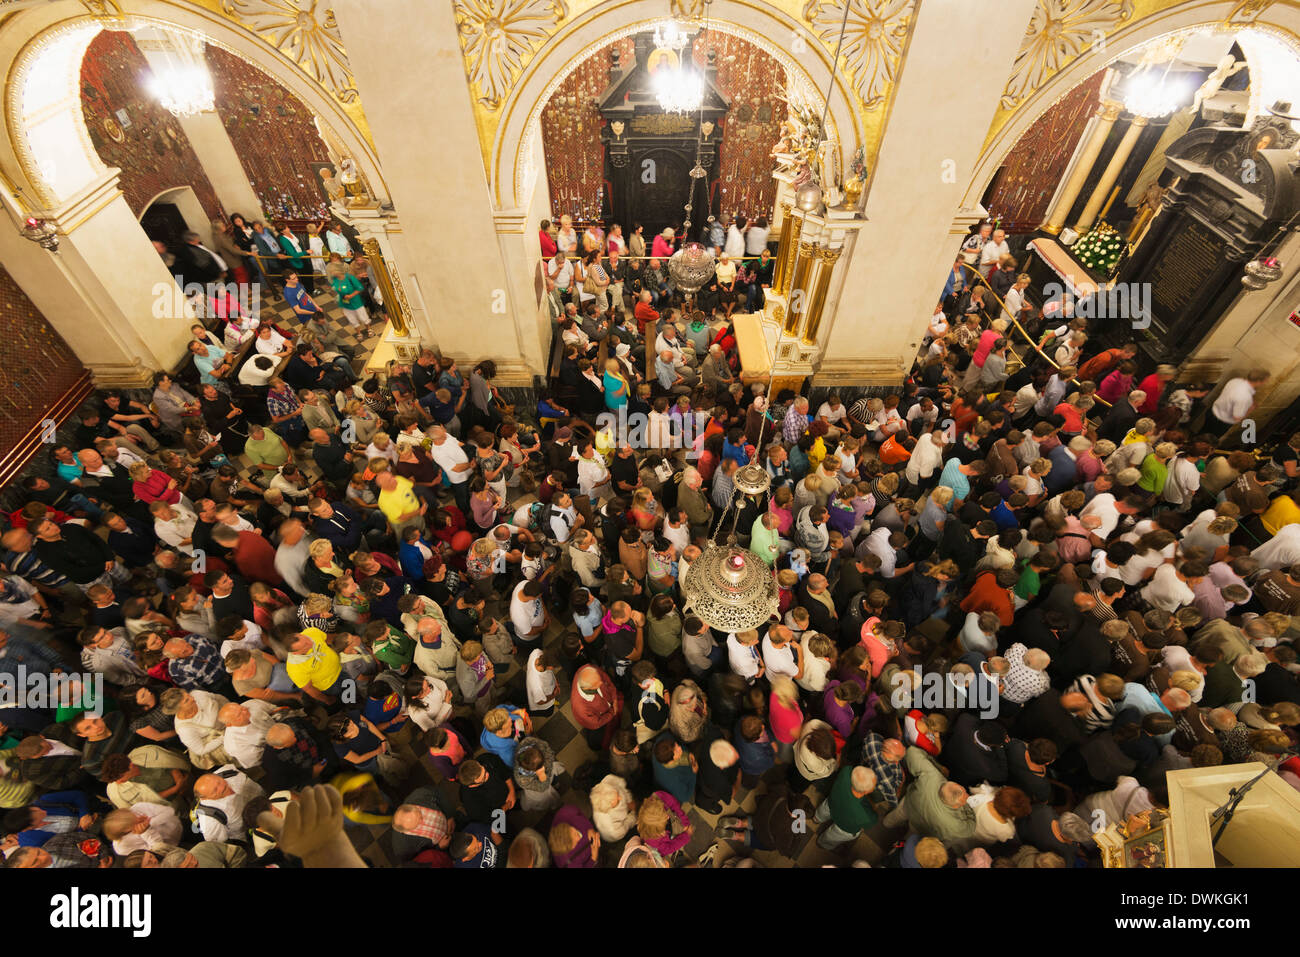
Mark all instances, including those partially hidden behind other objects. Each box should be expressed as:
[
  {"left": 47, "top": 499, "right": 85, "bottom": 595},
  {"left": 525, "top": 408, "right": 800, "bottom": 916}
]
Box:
[
  {"left": 129, "top": 462, "right": 185, "bottom": 508},
  {"left": 958, "top": 568, "right": 1017, "bottom": 627}
]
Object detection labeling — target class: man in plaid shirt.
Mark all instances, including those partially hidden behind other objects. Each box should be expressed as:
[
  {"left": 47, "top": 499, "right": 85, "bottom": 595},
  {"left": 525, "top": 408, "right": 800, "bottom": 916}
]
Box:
[
  {"left": 163, "top": 635, "right": 227, "bottom": 691},
  {"left": 861, "top": 731, "right": 907, "bottom": 810},
  {"left": 782, "top": 396, "right": 809, "bottom": 444}
]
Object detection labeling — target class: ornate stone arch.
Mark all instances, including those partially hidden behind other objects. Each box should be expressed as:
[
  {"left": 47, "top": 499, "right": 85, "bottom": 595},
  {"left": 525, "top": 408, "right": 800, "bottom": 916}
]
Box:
[
  {"left": 487, "top": 0, "right": 871, "bottom": 212},
  {"left": 0, "top": 0, "right": 387, "bottom": 213},
  {"left": 961, "top": 0, "right": 1300, "bottom": 211}
]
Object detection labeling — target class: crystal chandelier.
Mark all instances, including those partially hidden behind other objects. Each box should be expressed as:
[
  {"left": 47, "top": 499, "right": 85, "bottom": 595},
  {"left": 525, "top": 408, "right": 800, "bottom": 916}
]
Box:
[
  {"left": 654, "top": 62, "right": 703, "bottom": 114},
  {"left": 146, "top": 30, "right": 215, "bottom": 117}
]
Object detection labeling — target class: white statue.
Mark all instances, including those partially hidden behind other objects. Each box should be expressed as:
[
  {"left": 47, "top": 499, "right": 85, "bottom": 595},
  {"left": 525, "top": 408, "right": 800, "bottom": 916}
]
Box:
[{"left": 1193, "top": 55, "right": 1246, "bottom": 115}]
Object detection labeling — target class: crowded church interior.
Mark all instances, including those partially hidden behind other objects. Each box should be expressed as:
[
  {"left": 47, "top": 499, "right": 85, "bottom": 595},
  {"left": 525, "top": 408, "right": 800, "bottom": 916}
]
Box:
[{"left": 4, "top": 0, "right": 1300, "bottom": 880}]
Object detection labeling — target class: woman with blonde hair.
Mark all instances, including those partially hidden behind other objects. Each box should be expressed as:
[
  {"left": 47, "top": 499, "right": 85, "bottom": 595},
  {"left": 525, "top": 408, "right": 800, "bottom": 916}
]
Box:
[
  {"left": 768, "top": 675, "right": 803, "bottom": 763},
  {"left": 635, "top": 790, "right": 692, "bottom": 861}
]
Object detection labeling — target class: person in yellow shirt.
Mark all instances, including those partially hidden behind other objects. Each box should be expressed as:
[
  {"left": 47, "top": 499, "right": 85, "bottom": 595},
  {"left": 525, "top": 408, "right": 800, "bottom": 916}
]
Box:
[
  {"left": 376, "top": 471, "right": 425, "bottom": 536},
  {"left": 1262, "top": 494, "right": 1300, "bottom": 537},
  {"left": 286, "top": 627, "right": 344, "bottom": 701}
]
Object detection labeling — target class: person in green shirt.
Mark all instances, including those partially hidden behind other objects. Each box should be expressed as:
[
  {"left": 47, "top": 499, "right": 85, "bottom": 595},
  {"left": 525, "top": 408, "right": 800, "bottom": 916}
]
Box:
[
  {"left": 244, "top": 424, "right": 291, "bottom": 473},
  {"left": 1012, "top": 551, "right": 1057, "bottom": 608},
  {"left": 328, "top": 265, "right": 370, "bottom": 329},
  {"left": 815, "top": 765, "right": 879, "bottom": 850},
  {"left": 275, "top": 221, "right": 312, "bottom": 291},
  {"left": 1138, "top": 442, "right": 1177, "bottom": 496},
  {"left": 750, "top": 510, "right": 781, "bottom": 566},
  {"left": 367, "top": 619, "right": 415, "bottom": 672}
]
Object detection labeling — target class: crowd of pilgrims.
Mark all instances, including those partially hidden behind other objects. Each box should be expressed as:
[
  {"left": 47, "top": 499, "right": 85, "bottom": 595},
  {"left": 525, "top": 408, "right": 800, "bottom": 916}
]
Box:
[{"left": 1, "top": 219, "right": 1299, "bottom": 870}]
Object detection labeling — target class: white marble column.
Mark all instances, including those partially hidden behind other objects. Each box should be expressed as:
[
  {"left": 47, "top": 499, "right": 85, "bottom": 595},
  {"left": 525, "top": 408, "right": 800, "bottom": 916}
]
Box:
[
  {"left": 1075, "top": 114, "right": 1149, "bottom": 233},
  {"left": 332, "top": 0, "right": 536, "bottom": 385},
  {"left": 1042, "top": 99, "right": 1122, "bottom": 235},
  {"left": 1, "top": 173, "right": 196, "bottom": 387},
  {"left": 819, "top": 0, "right": 1039, "bottom": 387}
]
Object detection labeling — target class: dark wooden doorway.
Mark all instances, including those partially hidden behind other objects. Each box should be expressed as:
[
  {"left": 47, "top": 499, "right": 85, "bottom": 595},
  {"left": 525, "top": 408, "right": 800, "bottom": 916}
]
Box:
[
  {"left": 140, "top": 202, "right": 189, "bottom": 250},
  {"left": 630, "top": 148, "right": 692, "bottom": 238}
]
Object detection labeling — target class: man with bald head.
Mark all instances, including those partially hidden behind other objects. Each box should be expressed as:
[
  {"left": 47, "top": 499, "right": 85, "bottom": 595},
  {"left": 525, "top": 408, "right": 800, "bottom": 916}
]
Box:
[
  {"left": 261, "top": 716, "right": 336, "bottom": 791},
  {"left": 309, "top": 427, "right": 353, "bottom": 488},
  {"left": 882, "top": 745, "right": 976, "bottom": 846},
  {"left": 412, "top": 616, "right": 459, "bottom": 685},
  {"left": 192, "top": 765, "right": 264, "bottom": 843},
  {"left": 76, "top": 447, "right": 135, "bottom": 510},
  {"left": 219, "top": 700, "right": 279, "bottom": 770}
]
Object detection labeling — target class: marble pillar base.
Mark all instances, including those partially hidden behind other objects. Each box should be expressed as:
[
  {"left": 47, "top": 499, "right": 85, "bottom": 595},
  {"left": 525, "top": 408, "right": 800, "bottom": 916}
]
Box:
[{"left": 365, "top": 323, "right": 422, "bottom": 374}]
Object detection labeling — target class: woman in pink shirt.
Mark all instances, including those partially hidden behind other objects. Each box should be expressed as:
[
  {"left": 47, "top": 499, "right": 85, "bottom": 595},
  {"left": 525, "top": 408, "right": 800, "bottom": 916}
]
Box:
[
  {"left": 769, "top": 676, "right": 804, "bottom": 763},
  {"left": 651, "top": 228, "right": 676, "bottom": 259},
  {"left": 1097, "top": 361, "right": 1137, "bottom": 404}
]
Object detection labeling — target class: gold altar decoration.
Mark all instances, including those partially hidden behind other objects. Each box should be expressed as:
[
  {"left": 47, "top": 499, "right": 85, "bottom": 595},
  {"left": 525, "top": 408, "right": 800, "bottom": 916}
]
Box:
[
  {"left": 361, "top": 239, "right": 411, "bottom": 337},
  {"left": 800, "top": 244, "right": 841, "bottom": 343}
]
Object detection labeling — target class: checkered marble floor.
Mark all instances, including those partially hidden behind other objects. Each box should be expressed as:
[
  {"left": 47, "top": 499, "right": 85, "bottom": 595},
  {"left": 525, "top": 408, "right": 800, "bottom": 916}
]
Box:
[{"left": 230, "top": 287, "right": 384, "bottom": 483}]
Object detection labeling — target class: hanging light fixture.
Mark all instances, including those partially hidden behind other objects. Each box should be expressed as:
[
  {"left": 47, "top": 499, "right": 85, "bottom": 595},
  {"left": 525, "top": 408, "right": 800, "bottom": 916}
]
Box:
[
  {"left": 146, "top": 29, "right": 215, "bottom": 118},
  {"left": 1240, "top": 210, "right": 1299, "bottom": 291},
  {"left": 21, "top": 216, "right": 59, "bottom": 252},
  {"left": 654, "top": 66, "right": 705, "bottom": 115},
  {"left": 667, "top": 0, "right": 715, "bottom": 290},
  {"left": 681, "top": 360, "right": 778, "bottom": 632}
]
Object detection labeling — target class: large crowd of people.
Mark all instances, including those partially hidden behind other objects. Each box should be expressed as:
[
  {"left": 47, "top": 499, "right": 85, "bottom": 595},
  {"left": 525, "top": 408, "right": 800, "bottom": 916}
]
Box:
[{"left": 2, "top": 211, "right": 1298, "bottom": 871}]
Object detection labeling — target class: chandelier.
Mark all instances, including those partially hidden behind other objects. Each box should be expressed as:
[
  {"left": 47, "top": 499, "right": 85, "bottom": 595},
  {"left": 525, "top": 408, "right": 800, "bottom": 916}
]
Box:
[
  {"left": 667, "top": 241, "right": 716, "bottom": 295},
  {"left": 1122, "top": 60, "right": 1191, "bottom": 119},
  {"left": 146, "top": 30, "right": 215, "bottom": 117},
  {"left": 654, "top": 62, "right": 704, "bottom": 114},
  {"left": 681, "top": 308, "right": 778, "bottom": 633}
]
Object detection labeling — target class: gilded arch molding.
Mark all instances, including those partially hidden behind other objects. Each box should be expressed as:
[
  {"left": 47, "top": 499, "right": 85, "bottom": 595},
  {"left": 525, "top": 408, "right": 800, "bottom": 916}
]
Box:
[
  {"left": 0, "top": 0, "right": 384, "bottom": 211},
  {"left": 455, "top": 0, "right": 919, "bottom": 210},
  {"left": 970, "top": 0, "right": 1300, "bottom": 207}
]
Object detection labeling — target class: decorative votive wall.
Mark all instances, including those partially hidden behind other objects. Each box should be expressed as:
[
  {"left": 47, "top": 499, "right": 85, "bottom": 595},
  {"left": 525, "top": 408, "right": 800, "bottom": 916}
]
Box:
[
  {"left": 541, "top": 32, "right": 786, "bottom": 225},
  {"left": 0, "top": 267, "right": 87, "bottom": 463},
  {"left": 205, "top": 44, "right": 333, "bottom": 222},
  {"left": 982, "top": 68, "right": 1106, "bottom": 233},
  {"left": 80, "top": 30, "right": 222, "bottom": 219}
]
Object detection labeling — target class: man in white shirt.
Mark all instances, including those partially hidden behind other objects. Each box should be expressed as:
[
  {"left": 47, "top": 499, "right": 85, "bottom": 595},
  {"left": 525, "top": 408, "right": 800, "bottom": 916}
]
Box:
[
  {"left": 573, "top": 443, "right": 611, "bottom": 501},
  {"left": 1141, "top": 561, "right": 1201, "bottom": 613},
  {"left": 218, "top": 700, "right": 278, "bottom": 769},
  {"left": 661, "top": 509, "right": 690, "bottom": 554},
  {"left": 192, "top": 765, "right": 264, "bottom": 843},
  {"left": 150, "top": 501, "right": 198, "bottom": 555},
  {"left": 979, "top": 228, "right": 1010, "bottom": 274},
  {"left": 525, "top": 647, "right": 560, "bottom": 714},
  {"left": 166, "top": 688, "right": 231, "bottom": 769},
  {"left": 905, "top": 430, "right": 947, "bottom": 486},
  {"left": 726, "top": 629, "right": 764, "bottom": 682},
  {"left": 238, "top": 354, "right": 277, "bottom": 387},
  {"left": 428, "top": 424, "right": 472, "bottom": 511},
  {"left": 815, "top": 395, "right": 848, "bottom": 442},
  {"left": 273, "top": 518, "right": 312, "bottom": 597},
  {"left": 255, "top": 325, "right": 292, "bottom": 359},
  {"left": 1209, "top": 369, "right": 1268, "bottom": 438},
  {"left": 1080, "top": 492, "right": 1121, "bottom": 541},
  {"left": 547, "top": 493, "right": 578, "bottom": 543},
  {"left": 760, "top": 625, "right": 801, "bottom": 680},
  {"left": 509, "top": 579, "right": 548, "bottom": 644},
  {"left": 546, "top": 252, "right": 574, "bottom": 300}
]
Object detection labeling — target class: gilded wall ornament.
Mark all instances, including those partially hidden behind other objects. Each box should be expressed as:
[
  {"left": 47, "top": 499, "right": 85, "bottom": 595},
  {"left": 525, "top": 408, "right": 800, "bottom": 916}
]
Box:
[
  {"left": 670, "top": 0, "right": 707, "bottom": 20},
  {"left": 802, "top": 0, "right": 914, "bottom": 110},
  {"left": 1000, "top": 0, "right": 1133, "bottom": 110},
  {"left": 221, "top": 0, "right": 359, "bottom": 102},
  {"left": 454, "top": 0, "right": 569, "bottom": 111}
]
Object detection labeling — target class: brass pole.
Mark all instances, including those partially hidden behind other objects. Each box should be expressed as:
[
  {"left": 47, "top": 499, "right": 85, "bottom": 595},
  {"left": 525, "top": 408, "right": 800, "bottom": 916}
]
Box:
[{"left": 360, "top": 239, "right": 409, "bottom": 337}]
